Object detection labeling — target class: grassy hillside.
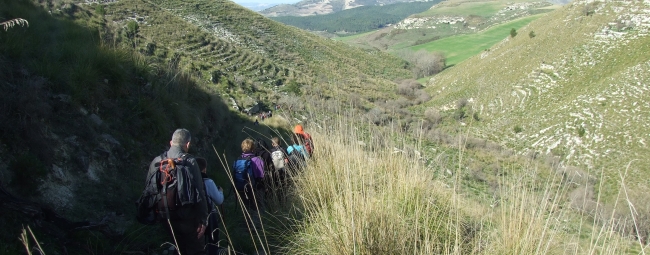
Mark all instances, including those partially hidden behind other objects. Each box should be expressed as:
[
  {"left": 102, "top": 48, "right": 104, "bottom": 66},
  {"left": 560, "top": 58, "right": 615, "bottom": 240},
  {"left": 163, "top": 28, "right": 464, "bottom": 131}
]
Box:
[
  {"left": 0, "top": 0, "right": 414, "bottom": 253},
  {"left": 270, "top": 1, "right": 439, "bottom": 34},
  {"left": 410, "top": 15, "right": 542, "bottom": 66},
  {"left": 340, "top": 0, "right": 556, "bottom": 52},
  {"left": 422, "top": 0, "right": 650, "bottom": 206}
]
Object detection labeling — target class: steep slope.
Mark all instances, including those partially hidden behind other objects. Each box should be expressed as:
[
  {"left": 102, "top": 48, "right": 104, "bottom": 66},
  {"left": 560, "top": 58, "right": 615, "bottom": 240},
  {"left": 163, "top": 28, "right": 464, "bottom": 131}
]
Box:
[
  {"left": 424, "top": 0, "right": 650, "bottom": 200},
  {"left": 111, "top": 0, "right": 410, "bottom": 99},
  {"left": 0, "top": 0, "right": 413, "bottom": 253}
]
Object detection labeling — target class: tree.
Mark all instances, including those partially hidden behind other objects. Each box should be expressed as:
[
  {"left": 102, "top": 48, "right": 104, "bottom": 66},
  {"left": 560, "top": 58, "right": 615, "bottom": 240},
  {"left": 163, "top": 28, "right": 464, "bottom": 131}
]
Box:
[{"left": 510, "top": 28, "right": 517, "bottom": 38}]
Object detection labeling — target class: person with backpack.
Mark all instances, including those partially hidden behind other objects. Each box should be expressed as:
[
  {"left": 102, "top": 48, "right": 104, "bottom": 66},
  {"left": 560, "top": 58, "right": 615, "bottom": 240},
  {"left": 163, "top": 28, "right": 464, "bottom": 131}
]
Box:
[
  {"left": 286, "top": 133, "right": 308, "bottom": 171},
  {"left": 196, "top": 158, "right": 223, "bottom": 255},
  {"left": 269, "top": 137, "right": 289, "bottom": 198},
  {"left": 293, "top": 124, "right": 314, "bottom": 157},
  {"left": 144, "top": 129, "right": 208, "bottom": 255},
  {"left": 232, "top": 138, "right": 265, "bottom": 211}
]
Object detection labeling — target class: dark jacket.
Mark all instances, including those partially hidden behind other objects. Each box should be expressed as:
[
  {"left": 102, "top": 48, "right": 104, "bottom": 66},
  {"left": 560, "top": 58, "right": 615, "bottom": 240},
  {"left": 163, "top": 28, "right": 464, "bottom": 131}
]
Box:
[
  {"left": 147, "top": 145, "right": 208, "bottom": 224},
  {"left": 254, "top": 142, "right": 274, "bottom": 173}
]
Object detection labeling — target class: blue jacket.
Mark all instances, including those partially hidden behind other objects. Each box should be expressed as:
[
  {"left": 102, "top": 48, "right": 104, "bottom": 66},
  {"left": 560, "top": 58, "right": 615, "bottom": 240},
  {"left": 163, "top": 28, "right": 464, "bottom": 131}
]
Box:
[
  {"left": 287, "top": 144, "right": 308, "bottom": 159},
  {"left": 203, "top": 178, "right": 223, "bottom": 211}
]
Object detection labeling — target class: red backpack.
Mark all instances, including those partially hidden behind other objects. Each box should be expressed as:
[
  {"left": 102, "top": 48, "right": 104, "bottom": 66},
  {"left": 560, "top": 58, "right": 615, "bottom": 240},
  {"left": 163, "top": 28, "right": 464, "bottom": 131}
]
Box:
[{"left": 300, "top": 133, "right": 313, "bottom": 156}]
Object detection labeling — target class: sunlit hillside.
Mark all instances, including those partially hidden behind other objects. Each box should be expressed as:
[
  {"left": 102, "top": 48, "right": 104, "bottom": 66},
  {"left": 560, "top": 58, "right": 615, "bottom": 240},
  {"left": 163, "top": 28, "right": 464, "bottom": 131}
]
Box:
[
  {"left": 424, "top": 0, "right": 650, "bottom": 205},
  {"left": 340, "top": 0, "right": 558, "bottom": 51}
]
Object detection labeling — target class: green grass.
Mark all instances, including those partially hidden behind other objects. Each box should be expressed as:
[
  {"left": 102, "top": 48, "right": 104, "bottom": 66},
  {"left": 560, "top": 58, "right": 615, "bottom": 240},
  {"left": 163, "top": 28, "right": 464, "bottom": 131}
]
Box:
[
  {"left": 419, "top": 1, "right": 504, "bottom": 17},
  {"left": 409, "top": 15, "right": 542, "bottom": 66},
  {"left": 333, "top": 30, "right": 379, "bottom": 42}
]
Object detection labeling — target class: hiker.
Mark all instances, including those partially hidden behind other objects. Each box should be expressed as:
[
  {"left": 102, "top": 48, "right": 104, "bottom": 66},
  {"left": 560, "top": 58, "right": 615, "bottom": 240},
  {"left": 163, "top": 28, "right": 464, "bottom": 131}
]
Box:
[
  {"left": 286, "top": 133, "right": 308, "bottom": 171},
  {"left": 232, "top": 138, "right": 265, "bottom": 211},
  {"left": 196, "top": 158, "right": 224, "bottom": 255},
  {"left": 146, "top": 129, "right": 208, "bottom": 255},
  {"left": 253, "top": 138, "right": 274, "bottom": 201},
  {"left": 293, "top": 124, "right": 314, "bottom": 157},
  {"left": 254, "top": 139, "right": 274, "bottom": 175},
  {"left": 269, "top": 137, "right": 289, "bottom": 198}
]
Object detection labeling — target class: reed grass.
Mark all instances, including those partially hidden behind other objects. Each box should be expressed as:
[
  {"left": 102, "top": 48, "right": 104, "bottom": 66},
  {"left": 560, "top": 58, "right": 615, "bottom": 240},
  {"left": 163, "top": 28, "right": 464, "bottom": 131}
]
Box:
[{"left": 273, "top": 113, "right": 639, "bottom": 254}]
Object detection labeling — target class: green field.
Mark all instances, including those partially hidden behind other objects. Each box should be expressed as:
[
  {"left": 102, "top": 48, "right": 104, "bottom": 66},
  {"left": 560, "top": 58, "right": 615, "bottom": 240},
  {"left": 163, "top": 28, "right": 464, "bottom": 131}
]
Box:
[
  {"left": 333, "top": 30, "right": 378, "bottom": 42},
  {"left": 409, "top": 15, "right": 541, "bottom": 66},
  {"left": 418, "top": 2, "right": 503, "bottom": 17}
]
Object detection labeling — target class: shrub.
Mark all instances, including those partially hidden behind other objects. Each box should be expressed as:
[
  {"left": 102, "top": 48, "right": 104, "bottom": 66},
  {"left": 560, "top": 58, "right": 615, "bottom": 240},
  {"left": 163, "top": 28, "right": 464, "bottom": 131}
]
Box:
[
  {"left": 529, "top": 31, "right": 536, "bottom": 38},
  {"left": 94, "top": 5, "right": 106, "bottom": 16},
  {"left": 454, "top": 108, "right": 466, "bottom": 120},
  {"left": 365, "top": 107, "right": 389, "bottom": 125},
  {"left": 514, "top": 125, "right": 523, "bottom": 133},
  {"left": 283, "top": 80, "right": 302, "bottom": 95},
  {"left": 473, "top": 112, "right": 480, "bottom": 121},
  {"left": 583, "top": 2, "right": 599, "bottom": 16},
  {"left": 424, "top": 108, "right": 442, "bottom": 124},
  {"left": 456, "top": 98, "right": 469, "bottom": 109},
  {"left": 577, "top": 126, "right": 586, "bottom": 137},
  {"left": 510, "top": 28, "right": 517, "bottom": 38},
  {"left": 396, "top": 79, "right": 422, "bottom": 98},
  {"left": 415, "top": 90, "right": 430, "bottom": 104}
]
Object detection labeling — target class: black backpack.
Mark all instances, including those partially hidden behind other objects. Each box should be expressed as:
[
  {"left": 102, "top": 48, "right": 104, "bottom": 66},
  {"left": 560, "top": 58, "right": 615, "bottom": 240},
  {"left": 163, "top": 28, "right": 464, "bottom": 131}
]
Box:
[
  {"left": 287, "top": 146, "right": 306, "bottom": 170},
  {"left": 135, "top": 152, "right": 200, "bottom": 225}
]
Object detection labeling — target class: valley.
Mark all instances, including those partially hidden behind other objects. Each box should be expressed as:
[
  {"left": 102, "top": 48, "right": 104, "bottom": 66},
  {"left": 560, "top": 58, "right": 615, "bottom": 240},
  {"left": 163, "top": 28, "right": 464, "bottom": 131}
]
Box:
[{"left": 1, "top": 0, "right": 649, "bottom": 254}]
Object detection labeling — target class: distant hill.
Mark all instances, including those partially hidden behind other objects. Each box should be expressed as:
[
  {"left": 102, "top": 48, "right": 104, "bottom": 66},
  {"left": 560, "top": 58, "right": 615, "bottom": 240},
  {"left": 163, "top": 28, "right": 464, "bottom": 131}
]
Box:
[
  {"left": 261, "top": 0, "right": 437, "bottom": 17},
  {"left": 270, "top": 1, "right": 439, "bottom": 34},
  {"left": 338, "top": 0, "right": 557, "bottom": 51}
]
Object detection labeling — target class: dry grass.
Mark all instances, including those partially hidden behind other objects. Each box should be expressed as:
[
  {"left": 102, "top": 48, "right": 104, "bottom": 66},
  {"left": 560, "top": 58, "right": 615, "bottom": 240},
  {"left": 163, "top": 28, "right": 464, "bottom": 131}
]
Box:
[{"left": 274, "top": 114, "right": 641, "bottom": 254}]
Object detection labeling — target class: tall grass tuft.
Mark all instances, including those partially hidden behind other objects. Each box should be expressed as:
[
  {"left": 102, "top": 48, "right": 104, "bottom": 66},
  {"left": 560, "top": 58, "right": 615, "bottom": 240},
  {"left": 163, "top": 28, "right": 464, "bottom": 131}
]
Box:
[
  {"left": 284, "top": 117, "right": 476, "bottom": 254},
  {"left": 274, "top": 110, "right": 637, "bottom": 254}
]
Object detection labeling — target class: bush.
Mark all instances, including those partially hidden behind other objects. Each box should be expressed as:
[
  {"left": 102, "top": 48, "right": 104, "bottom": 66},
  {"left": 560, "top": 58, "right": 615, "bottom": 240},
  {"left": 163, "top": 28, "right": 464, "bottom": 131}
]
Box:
[
  {"left": 396, "top": 79, "right": 422, "bottom": 98},
  {"left": 94, "top": 5, "right": 106, "bottom": 16},
  {"left": 510, "top": 28, "right": 517, "bottom": 38},
  {"left": 514, "top": 125, "right": 523, "bottom": 133},
  {"left": 365, "top": 107, "right": 389, "bottom": 125},
  {"left": 456, "top": 98, "right": 469, "bottom": 109},
  {"left": 395, "top": 50, "right": 446, "bottom": 78},
  {"left": 529, "top": 31, "right": 536, "bottom": 38},
  {"left": 424, "top": 108, "right": 442, "bottom": 124}
]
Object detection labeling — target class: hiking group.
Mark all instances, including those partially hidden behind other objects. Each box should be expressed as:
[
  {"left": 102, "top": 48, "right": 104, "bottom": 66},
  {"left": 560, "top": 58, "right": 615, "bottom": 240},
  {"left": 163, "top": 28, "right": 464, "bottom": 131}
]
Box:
[{"left": 136, "top": 125, "right": 314, "bottom": 255}]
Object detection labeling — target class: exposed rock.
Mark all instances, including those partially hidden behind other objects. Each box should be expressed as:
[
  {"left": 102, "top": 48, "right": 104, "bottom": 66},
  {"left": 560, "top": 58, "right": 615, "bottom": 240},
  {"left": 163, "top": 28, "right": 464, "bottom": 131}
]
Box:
[
  {"left": 89, "top": 114, "right": 103, "bottom": 126},
  {"left": 87, "top": 160, "right": 102, "bottom": 182},
  {"left": 51, "top": 164, "right": 67, "bottom": 182}
]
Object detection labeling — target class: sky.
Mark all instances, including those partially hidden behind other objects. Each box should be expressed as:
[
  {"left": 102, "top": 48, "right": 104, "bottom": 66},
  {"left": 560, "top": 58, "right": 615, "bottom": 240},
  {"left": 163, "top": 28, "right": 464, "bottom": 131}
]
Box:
[{"left": 232, "top": 0, "right": 302, "bottom": 11}]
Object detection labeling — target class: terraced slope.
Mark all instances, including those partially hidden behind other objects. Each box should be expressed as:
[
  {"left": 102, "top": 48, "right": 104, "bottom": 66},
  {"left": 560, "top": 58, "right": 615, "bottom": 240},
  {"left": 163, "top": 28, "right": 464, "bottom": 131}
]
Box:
[
  {"left": 424, "top": 0, "right": 650, "bottom": 200},
  {"left": 100, "top": 0, "right": 410, "bottom": 107}
]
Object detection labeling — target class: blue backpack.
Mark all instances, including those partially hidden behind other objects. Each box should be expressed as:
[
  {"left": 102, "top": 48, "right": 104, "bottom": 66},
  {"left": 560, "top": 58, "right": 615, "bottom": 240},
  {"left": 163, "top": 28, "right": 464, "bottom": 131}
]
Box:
[{"left": 232, "top": 156, "right": 254, "bottom": 190}]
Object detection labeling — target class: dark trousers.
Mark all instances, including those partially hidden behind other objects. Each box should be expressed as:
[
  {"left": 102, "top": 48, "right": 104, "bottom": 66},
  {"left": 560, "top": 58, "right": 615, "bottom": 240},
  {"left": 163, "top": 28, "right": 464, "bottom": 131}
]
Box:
[
  {"left": 237, "top": 185, "right": 259, "bottom": 211},
  {"left": 205, "top": 211, "right": 220, "bottom": 255},
  {"left": 164, "top": 217, "right": 206, "bottom": 255}
]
